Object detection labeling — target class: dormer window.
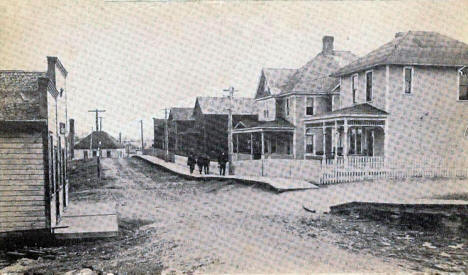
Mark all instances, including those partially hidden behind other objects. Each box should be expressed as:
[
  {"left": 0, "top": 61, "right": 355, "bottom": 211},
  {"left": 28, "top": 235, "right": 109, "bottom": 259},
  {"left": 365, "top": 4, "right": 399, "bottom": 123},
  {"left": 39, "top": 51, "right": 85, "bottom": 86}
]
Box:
[{"left": 459, "top": 67, "right": 468, "bottom": 101}]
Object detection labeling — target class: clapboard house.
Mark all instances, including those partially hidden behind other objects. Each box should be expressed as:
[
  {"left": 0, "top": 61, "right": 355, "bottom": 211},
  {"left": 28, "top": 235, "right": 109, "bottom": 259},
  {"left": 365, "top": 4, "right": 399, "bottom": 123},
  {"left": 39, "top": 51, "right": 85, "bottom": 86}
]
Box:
[
  {"left": 74, "top": 131, "right": 125, "bottom": 159},
  {"left": 192, "top": 97, "right": 257, "bottom": 158},
  {"left": 0, "top": 56, "right": 69, "bottom": 236}
]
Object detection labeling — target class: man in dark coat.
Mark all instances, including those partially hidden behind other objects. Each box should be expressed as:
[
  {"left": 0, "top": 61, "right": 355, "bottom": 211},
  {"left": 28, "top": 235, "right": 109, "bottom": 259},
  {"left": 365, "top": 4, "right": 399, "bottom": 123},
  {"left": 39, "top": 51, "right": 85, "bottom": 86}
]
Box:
[
  {"left": 217, "top": 151, "right": 228, "bottom": 176},
  {"left": 197, "top": 154, "right": 204, "bottom": 174},
  {"left": 187, "top": 152, "right": 196, "bottom": 174},
  {"left": 203, "top": 153, "right": 210, "bottom": 175}
]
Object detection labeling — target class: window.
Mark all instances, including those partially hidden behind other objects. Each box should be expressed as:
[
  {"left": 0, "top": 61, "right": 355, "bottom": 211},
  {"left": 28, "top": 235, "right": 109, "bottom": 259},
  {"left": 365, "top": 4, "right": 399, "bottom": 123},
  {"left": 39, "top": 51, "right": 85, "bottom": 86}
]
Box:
[
  {"left": 84, "top": 151, "right": 88, "bottom": 159},
  {"left": 366, "top": 71, "right": 373, "bottom": 102},
  {"left": 93, "top": 150, "right": 97, "bottom": 157},
  {"left": 263, "top": 109, "right": 269, "bottom": 118},
  {"left": 306, "top": 97, "right": 314, "bottom": 116},
  {"left": 459, "top": 67, "right": 468, "bottom": 101},
  {"left": 107, "top": 150, "right": 111, "bottom": 158},
  {"left": 306, "top": 134, "right": 314, "bottom": 154},
  {"left": 285, "top": 98, "right": 290, "bottom": 116},
  {"left": 352, "top": 74, "right": 358, "bottom": 103},
  {"left": 404, "top": 67, "right": 413, "bottom": 94}
]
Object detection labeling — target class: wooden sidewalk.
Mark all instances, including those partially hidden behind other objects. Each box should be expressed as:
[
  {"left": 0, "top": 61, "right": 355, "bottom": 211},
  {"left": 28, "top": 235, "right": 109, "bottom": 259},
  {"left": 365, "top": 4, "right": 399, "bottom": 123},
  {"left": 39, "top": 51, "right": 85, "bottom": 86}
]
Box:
[
  {"left": 135, "top": 155, "right": 318, "bottom": 192},
  {"left": 54, "top": 201, "right": 119, "bottom": 239}
]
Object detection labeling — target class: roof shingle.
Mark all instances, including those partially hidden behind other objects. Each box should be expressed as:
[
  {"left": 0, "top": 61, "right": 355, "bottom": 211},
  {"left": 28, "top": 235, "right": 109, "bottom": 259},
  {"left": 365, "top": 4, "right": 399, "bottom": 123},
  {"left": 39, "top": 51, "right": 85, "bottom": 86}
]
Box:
[
  {"left": 333, "top": 31, "right": 468, "bottom": 76},
  {"left": 75, "top": 131, "right": 124, "bottom": 149}
]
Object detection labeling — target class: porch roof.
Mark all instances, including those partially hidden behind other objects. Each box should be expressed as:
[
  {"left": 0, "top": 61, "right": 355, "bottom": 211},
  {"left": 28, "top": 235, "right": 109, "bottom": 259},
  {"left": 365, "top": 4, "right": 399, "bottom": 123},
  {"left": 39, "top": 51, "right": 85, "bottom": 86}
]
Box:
[
  {"left": 233, "top": 117, "right": 295, "bottom": 133},
  {"left": 304, "top": 103, "right": 388, "bottom": 122}
]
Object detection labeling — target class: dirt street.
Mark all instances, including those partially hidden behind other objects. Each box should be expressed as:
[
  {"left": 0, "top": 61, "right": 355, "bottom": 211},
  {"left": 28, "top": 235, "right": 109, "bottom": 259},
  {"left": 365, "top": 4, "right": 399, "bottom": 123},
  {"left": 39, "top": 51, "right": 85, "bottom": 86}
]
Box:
[{"left": 5, "top": 157, "right": 467, "bottom": 274}]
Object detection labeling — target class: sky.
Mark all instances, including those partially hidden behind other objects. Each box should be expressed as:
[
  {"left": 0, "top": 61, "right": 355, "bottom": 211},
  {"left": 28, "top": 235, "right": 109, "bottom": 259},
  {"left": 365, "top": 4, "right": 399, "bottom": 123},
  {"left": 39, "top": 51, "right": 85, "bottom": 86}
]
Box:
[{"left": 1, "top": 0, "right": 467, "bottom": 140}]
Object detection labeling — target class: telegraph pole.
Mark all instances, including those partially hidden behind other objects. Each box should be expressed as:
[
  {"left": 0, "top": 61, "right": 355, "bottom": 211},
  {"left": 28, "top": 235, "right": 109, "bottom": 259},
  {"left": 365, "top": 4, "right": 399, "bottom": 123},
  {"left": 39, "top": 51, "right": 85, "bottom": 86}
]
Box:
[
  {"left": 99, "top": 117, "right": 104, "bottom": 131},
  {"left": 223, "top": 86, "right": 237, "bottom": 175},
  {"left": 140, "top": 120, "right": 144, "bottom": 153},
  {"left": 88, "top": 109, "right": 106, "bottom": 131}
]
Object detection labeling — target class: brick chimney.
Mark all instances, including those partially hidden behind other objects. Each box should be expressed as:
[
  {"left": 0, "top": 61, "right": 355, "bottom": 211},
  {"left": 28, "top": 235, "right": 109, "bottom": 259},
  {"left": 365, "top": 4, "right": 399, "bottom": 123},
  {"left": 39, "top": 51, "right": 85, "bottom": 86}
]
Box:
[{"left": 322, "top": 36, "right": 334, "bottom": 55}]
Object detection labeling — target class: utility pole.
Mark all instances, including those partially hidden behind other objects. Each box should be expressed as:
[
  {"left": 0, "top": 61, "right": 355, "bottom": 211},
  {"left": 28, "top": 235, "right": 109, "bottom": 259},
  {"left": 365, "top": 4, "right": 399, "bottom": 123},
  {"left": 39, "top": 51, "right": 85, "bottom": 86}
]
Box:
[
  {"left": 88, "top": 109, "right": 106, "bottom": 131},
  {"left": 223, "top": 86, "right": 237, "bottom": 175},
  {"left": 162, "top": 108, "right": 169, "bottom": 162},
  {"left": 99, "top": 117, "right": 104, "bottom": 131},
  {"left": 140, "top": 120, "right": 144, "bottom": 154}
]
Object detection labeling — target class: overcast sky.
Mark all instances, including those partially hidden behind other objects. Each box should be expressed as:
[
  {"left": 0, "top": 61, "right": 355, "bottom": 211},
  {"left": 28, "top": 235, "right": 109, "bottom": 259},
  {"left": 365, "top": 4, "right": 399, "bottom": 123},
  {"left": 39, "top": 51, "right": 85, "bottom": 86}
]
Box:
[{"left": 1, "top": 0, "right": 467, "bottom": 140}]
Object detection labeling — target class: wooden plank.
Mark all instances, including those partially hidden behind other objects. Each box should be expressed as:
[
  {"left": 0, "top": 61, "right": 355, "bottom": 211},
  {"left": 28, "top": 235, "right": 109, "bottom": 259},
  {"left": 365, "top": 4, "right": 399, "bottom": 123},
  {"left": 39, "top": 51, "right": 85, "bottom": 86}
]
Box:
[
  {"left": 0, "top": 148, "right": 43, "bottom": 154},
  {"left": 0, "top": 195, "right": 44, "bottom": 201},
  {"left": 0, "top": 221, "right": 46, "bottom": 231},
  {"left": 0, "top": 216, "right": 46, "bottom": 223},
  {"left": 0, "top": 132, "right": 41, "bottom": 138},
  {"left": 0, "top": 180, "right": 44, "bottom": 186},
  {"left": 0, "top": 143, "right": 42, "bottom": 149},
  {"left": 0, "top": 200, "right": 44, "bottom": 207},
  {"left": 0, "top": 205, "right": 46, "bottom": 212},
  {"left": 0, "top": 154, "right": 43, "bottom": 160},
  {"left": 0, "top": 210, "right": 45, "bottom": 217},
  {"left": 0, "top": 174, "right": 44, "bottom": 180},
  {"left": 0, "top": 159, "right": 43, "bottom": 165},
  {"left": 0, "top": 225, "right": 46, "bottom": 233},
  {"left": 0, "top": 190, "right": 44, "bottom": 196},
  {"left": 0, "top": 164, "right": 44, "bottom": 170},
  {"left": 0, "top": 137, "right": 42, "bottom": 143},
  {"left": 0, "top": 185, "right": 44, "bottom": 191},
  {"left": 0, "top": 169, "right": 44, "bottom": 175}
]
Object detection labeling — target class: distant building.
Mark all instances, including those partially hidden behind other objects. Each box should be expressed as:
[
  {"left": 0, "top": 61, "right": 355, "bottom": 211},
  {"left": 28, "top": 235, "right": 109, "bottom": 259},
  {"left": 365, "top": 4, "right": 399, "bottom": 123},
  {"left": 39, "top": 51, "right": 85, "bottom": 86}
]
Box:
[
  {"left": 74, "top": 131, "right": 125, "bottom": 159},
  {"left": 168, "top": 107, "right": 195, "bottom": 155},
  {"left": 0, "top": 56, "right": 70, "bottom": 236},
  {"left": 192, "top": 96, "right": 258, "bottom": 157},
  {"left": 153, "top": 118, "right": 165, "bottom": 150}
]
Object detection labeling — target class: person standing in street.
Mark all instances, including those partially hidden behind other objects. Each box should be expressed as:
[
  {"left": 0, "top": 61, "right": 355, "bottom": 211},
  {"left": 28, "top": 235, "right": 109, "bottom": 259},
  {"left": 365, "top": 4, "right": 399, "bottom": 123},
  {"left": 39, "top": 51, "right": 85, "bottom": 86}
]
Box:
[
  {"left": 187, "top": 152, "right": 196, "bottom": 174},
  {"left": 218, "top": 151, "right": 228, "bottom": 176},
  {"left": 197, "top": 154, "right": 204, "bottom": 174},
  {"left": 203, "top": 153, "right": 210, "bottom": 175}
]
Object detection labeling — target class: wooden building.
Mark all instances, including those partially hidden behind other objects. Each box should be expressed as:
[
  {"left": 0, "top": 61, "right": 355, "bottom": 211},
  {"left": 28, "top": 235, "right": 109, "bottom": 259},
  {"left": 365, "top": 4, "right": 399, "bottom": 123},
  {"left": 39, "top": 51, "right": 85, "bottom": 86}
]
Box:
[
  {"left": 0, "top": 57, "right": 69, "bottom": 236},
  {"left": 167, "top": 107, "right": 195, "bottom": 155},
  {"left": 192, "top": 97, "right": 257, "bottom": 157},
  {"left": 74, "top": 131, "right": 125, "bottom": 159}
]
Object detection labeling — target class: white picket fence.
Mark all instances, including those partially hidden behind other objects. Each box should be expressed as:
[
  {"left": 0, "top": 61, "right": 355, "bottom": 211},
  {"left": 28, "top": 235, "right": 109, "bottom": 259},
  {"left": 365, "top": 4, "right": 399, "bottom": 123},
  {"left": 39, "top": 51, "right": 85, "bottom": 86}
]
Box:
[
  {"left": 233, "top": 156, "right": 468, "bottom": 185},
  {"left": 319, "top": 156, "right": 468, "bottom": 184}
]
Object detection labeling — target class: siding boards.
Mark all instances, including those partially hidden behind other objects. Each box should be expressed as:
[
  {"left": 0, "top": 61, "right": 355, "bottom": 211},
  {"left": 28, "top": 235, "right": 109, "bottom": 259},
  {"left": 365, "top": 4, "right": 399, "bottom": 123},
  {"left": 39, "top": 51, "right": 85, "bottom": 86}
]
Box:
[{"left": 0, "top": 130, "right": 47, "bottom": 233}]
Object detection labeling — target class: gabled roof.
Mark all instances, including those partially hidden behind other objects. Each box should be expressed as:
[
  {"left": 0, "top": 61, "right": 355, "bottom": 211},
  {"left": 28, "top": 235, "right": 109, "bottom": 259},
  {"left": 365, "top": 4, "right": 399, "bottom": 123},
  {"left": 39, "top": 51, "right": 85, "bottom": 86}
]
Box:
[
  {"left": 284, "top": 51, "right": 357, "bottom": 92},
  {"left": 0, "top": 71, "right": 48, "bottom": 120},
  {"left": 327, "top": 103, "right": 388, "bottom": 116},
  {"left": 168, "top": 107, "right": 194, "bottom": 121},
  {"left": 258, "top": 68, "right": 296, "bottom": 98},
  {"left": 333, "top": 31, "right": 468, "bottom": 76},
  {"left": 75, "top": 131, "right": 124, "bottom": 149},
  {"left": 195, "top": 97, "right": 257, "bottom": 115},
  {"left": 234, "top": 117, "right": 294, "bottom": 129}
]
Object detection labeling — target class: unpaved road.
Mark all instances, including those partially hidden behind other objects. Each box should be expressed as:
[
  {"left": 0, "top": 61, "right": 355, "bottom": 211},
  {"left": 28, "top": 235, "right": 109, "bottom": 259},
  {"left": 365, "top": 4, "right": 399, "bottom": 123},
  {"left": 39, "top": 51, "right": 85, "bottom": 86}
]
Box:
[{"left": 7, "top": 157, "right": 467, "bottom": 273}]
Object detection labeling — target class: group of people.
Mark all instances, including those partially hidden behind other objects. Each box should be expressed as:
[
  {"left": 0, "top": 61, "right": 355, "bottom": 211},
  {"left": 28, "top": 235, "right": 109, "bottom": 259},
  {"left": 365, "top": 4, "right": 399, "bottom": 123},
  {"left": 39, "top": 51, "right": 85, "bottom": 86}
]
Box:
[{"left": 187, "top": 151, "right": 228, "bottom": 176}]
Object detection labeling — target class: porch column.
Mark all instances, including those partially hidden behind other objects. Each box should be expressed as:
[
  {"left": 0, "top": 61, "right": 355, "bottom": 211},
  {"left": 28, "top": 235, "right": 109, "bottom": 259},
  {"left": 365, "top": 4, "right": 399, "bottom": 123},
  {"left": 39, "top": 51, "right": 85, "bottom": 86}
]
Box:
[
  {"left": 250, "top": 133, "right": 253, "bottom": 160},
  {"left": 343, "top": 119, "right": 349, "bottom": 157},
  {"left": 322, "top": 124, "right": 326, "bottom": 161},
  {"left": 334, "top": 121, "right": 338, "bottom": 160},
  {"left": 236, "top": 133, "right": 239, "bottom": 159},
  {"left": 261, "top": 131, "right": 265, "bottom": 159}
]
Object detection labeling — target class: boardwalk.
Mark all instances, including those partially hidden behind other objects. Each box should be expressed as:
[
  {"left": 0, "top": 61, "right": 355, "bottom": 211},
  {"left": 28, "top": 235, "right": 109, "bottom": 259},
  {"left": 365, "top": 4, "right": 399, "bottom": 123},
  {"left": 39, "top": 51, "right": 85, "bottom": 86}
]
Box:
[{"left": 135, "top": 155, "right": 318, "bottom": 192}]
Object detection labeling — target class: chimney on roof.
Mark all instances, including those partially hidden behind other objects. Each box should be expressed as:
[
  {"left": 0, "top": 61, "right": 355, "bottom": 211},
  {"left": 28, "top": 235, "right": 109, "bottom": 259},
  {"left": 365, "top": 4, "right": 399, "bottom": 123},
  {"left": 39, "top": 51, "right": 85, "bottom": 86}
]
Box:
[
  {"left": 395, "top": 32, "right": 405, "bottom": 38},
  {"left": 322, "top": 36, "right": 334, "bottom": 55}
]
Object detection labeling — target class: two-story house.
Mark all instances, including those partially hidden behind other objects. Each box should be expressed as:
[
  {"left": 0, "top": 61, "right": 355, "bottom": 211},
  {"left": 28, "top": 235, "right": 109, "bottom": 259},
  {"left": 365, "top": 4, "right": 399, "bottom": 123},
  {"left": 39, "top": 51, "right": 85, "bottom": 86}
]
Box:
[
  {"left": 0, "top": 56, "right": 70, "bottom": 236},
  {"left": 233, "top": 36, "right": 357, "bottom": 160},
  {"left": 304, "top": 31, "right": 468, "bottom": 167}
]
